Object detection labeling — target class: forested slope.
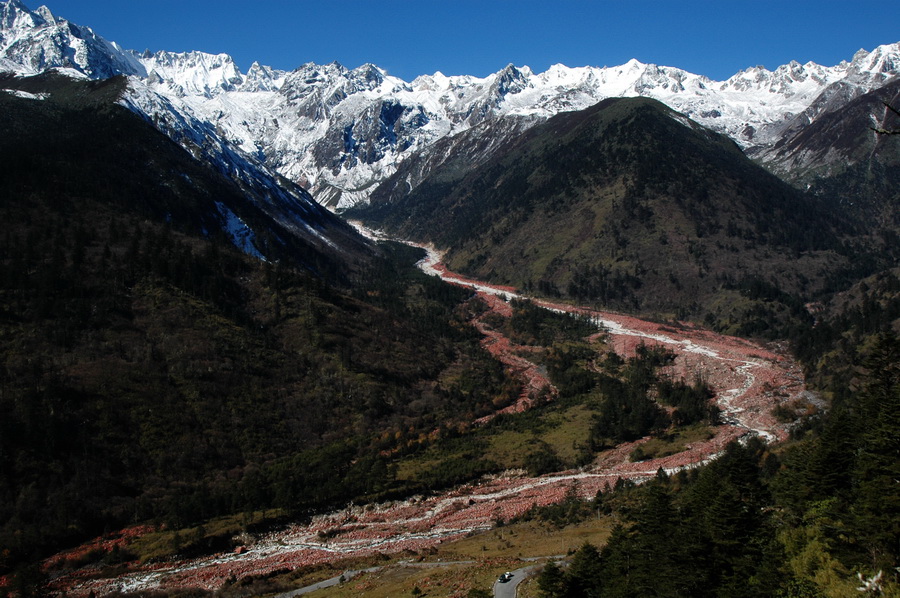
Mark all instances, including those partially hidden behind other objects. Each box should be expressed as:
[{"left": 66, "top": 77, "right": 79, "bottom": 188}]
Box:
[
  {"left": 0, "top": 78, "right": 520, "bottom": 576},
  {"left": 355, "top": 98, "right": 879, "bottom": 335}
]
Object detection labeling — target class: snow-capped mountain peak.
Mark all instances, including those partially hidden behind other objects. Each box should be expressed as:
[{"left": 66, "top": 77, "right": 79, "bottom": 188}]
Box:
[
  {"left": 0, "top": 0, "right": 144, "bottom": 78},
  {"left": 492, "top": 63, "right": 531, "bottom": 97},
  {"left": 138, "top": 50, "right": 246, "bottom": 97},
  {"left": 2, "top": 0, "right": 900, "bottom": 211},
  {"left": 243, "top": 60, "right": 286, "bottom": 92},
  {"left": 1, "top": 0, "right": 38, "bottom": 30},
  {"left": 849, "top": 43, "right": 900, "bottom": 79},
  {"left": 33, "top": 4, "right": 53, "bottom": 23}
]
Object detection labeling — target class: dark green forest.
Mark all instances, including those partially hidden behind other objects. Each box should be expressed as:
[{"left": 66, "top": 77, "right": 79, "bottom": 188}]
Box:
[
  {"left": 0, "top": 191, "right": 522, "bottom": 574},
  {"left": 0, "top": 73, "right": 898, "bottom": 598}
]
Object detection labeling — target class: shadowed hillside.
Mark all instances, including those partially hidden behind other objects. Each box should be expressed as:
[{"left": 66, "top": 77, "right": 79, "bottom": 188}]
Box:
[
  {"left": 757, "top": 78, "right": 900, "bottom": 239},
  {"left": 0, "top": 74, "right": 521, "bottom": 573}
]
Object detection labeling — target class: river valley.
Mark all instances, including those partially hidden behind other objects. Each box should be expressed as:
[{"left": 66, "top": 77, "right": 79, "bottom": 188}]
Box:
[{"left": 46, "top": 233, "right": 810, "bottom": 597}]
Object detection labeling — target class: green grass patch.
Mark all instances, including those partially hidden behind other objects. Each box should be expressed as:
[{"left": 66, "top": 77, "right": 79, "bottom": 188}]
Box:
[
  {"left": 310, "top": 558, "right": 519, "bottom": 598},
  {"left": 438, "top": 518, "right": 614, "bottom": 562},
  {"left": 395, "top": 400, "right": 599, "bottom": 485},
  {"left": 628, "top": 423, "right": 715, "bottom": 462},
  {"left": 537, "top": 404, "right": 596, "bottom": 462},
  {"left": 129, "top": 510, "right": 284, "bottom": 563},
  {"left": 297, "top": 518, "right": 616, "bottom": 598}
]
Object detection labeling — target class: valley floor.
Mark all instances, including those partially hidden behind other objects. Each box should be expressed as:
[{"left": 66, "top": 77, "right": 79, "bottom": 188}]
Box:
[{"left": 46, "top": 243, "right": 806, "bottom": 597}]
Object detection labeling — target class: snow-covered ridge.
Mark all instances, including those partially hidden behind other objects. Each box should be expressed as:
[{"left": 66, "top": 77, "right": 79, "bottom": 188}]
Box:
[
  {"left": 3, "top": 86, "right": 45, "bottom": 99},
  {"left": 136, "top": 50, "right": 287, "bottom": 97},
  {"left": 2, "top": 0, "right": 899, "bottom": 210},
  {"left": 0, "top": 0, "right": 144, "bottom": 78}
]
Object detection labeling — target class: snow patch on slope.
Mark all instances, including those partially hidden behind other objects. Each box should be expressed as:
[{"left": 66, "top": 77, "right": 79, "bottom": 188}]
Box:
[
  {"left": 216, "top": 202, "right": 265, "bottom": 260},
  {"left": 3, "top": 87, "right": 45, "bottom": 99}
]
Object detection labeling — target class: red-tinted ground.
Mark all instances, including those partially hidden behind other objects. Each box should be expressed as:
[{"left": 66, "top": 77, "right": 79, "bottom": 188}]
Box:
[{"left": 42, "top": 247, "right": 807, "bottom": 597}]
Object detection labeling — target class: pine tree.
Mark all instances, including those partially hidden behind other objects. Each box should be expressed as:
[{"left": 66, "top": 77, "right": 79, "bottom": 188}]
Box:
[
  {"left": 849, "top": 332, "right": 900, "bottom": 570},
  {"left": 565, "top": 542, "right": 603, "bottom": 598},
  {"left": 537, "top": 561, "right": 566, "bottom": 598}
]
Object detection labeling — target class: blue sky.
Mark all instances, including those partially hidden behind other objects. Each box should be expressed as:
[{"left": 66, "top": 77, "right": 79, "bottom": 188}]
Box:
[{"left": 34, "top": 0, "right": 900, "bottom": 81}]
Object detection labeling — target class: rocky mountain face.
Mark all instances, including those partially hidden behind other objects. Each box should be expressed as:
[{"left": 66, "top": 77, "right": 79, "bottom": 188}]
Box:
[
  {"left": 2, "top": 0, "right": 899, "bottom": 211},
  {"left": 170, "top": 52, "right": 900, "bottom": 210},
  {"left": 0, "top": 0, "right": 143, "bottom": 78},
  {"left": 0, "top": 0, "right": 377, "bottom": 265},
  {"left": 753, "top": 79, "right": 900, "bottom": 234}
]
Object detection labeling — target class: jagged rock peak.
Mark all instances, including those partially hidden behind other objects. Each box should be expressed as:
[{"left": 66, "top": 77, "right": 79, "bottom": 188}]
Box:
[
  {"left": 289, "top": 61, "right": 347, "bottom": 82},
  {"left": 1, "top": 0, "right": 43, "bottom": 31},
  {"left": 850, "top": 41, "right": 900, "bottom": 74},
  {"left": 351, "top": 62, "right": 384, "bottom": 81},
  {"left": 243, "top": 60, "right": 286, "bottom": 92},
  {"left": 34, "top": 4, "right": 54, "bottom": 23},
  {"left": 0, "top": 0, "right": 145, "bottom": 78},
  {"left": 136, "top": 49, "right": 250, "bottom": 96},
  {"left": 493, "top": 63, "right": 530, "bottom": 95}
]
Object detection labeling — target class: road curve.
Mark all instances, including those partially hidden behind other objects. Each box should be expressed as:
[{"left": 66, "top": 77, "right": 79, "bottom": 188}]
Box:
[
  {"left": 273, "top": 567, "right": 380, "bottom": 598},
  {"left": 493, "top": 565, "right": 538, "bottom": 598}
]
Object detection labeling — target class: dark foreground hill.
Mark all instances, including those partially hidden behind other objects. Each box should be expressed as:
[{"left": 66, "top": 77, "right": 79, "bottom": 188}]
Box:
[
  {"left": 355, "top": 97, "right": 884, "bottom": 335},
  {"left": 0, "top": 75, "right": 518, "bottom": 573}
]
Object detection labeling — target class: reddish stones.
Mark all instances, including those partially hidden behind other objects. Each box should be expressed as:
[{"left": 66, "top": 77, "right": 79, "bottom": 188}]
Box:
[{"left": 44, "top": 257, "right": 805, "bottom": 597}]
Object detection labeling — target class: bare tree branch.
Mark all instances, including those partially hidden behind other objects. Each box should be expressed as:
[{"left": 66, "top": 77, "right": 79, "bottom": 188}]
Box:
[
  {"left": 872, "top": 101, "right": 900, "bottom": 135},
  {"left": 882, "top": 100, "right": 900, "bottom": 118},
  {"left": 870, "top": 127, "right": 900, "bottom": 135}
]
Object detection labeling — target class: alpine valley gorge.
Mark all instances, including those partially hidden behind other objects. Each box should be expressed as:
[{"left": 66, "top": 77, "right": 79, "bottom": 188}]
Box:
[{"left": 0, "top": 2, "right": 898, "bottom": 597}]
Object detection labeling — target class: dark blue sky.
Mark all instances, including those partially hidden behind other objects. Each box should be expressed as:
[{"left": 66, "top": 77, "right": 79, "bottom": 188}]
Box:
[{"left": 34, "top": 0, "right": 900, "bottom": 81}]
